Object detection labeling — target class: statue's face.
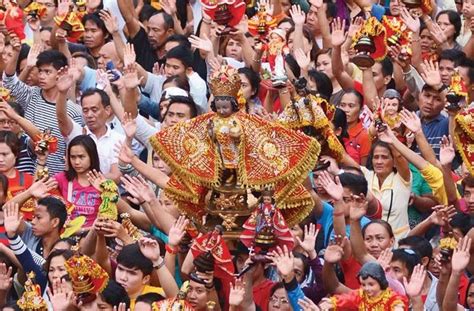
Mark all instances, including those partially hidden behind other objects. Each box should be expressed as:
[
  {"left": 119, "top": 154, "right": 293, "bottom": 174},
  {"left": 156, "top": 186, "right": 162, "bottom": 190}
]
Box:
[
  {"left": 263, "top": 195, "right": 272, "bottom": 204},
  {"left": 215, "top": 99, "right": 234, "bottom": 118}
]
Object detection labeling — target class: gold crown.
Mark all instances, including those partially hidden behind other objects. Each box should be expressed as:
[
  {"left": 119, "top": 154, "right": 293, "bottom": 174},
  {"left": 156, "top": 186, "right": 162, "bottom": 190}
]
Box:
[
  {"left": 209, "top": 65, "right": 242, "bottom": 98},
  {"left": 439, "top": 237, "right": 457, "bottom": 250},
  {"left": 65, "top": 253, "right": 109, "bottom": 296},
  {"left": 120, "top": 213, "right": 143, "bottom": 241},
  {"left": 17, "top": 272, "right": 47, "bottom": 311}
]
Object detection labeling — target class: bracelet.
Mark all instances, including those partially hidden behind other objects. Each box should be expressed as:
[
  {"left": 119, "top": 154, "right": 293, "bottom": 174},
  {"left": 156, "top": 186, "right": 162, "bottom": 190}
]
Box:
[
  {"left": 165, "top": 244, "right": 179, "bottom": 255},
  {"left": 333, "top": 210, "right": 344, "bottom": 217},
  {"left": 153, "top": 258, "right": 165, "bottom": 270},
  {"left": 279, "top": 89, "right": 289, "bottom": 94}
]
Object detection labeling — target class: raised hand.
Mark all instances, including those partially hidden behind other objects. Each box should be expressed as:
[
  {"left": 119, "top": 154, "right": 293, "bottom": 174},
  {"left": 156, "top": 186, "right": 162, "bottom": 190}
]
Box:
[
  {"left": 428, "top": 205, "right": 456, "bottom": 227},
  {"left": 100, "top": 219, "right": 131, "bottom": 241},
  {"left": 331, "top": 17, "right": 346, "bottom": 47},
  {"left": 86, "top": 169, "right": 107, "bottom": 191},
  {"left": 56, "top": 66, "right": 75, "bottom": 93},
  {"left": 26, "top": 15, "right": 41, "bottom": 32},
  {"left": 121, "top": 113, "right": 137, "bottom": 139},
  {"left": 349, "top": 193, "right": 368, "bottom": 221},
  {"left": 115, "top": 142, "right": 134, "bottom": 165},
  {"left": 439, "top": 135, "right": 455, "bottom": 167},
  {"left": 120, "top": 174, "right": 156, "bottom": 204},
  {"left": 295, "top": 223, "right": 319, "bottom": 257},
  {"left": 160, "top": 0, "right": 177, "bottom": 16},
  {"left": 3, "top": 202, "right": 22, "bottom": 237},
  {"left": 47, "top": 279, "right": 76, "bottom": 311},
  {"left": 400, "top": 7, "right": 420, "bottom": 33},
  {"left": 55, "top": 28, "right": 68, "bottom": 45},
  {"left": 429, "top": 22, "right": 448, "bottom": 46},
  {"left": 0, "top": 263, "right": 12, "bottom": 291},
  {"left": 377, "top": 248, "right": 393, "bottom": 271},
  {"left": 0, "top": 100, "right": 18, "bottom": 120},
  {"left": 318, "top": 171, "right": 343, "bottom": 202},
  {"left": 268, "top": 245, "right": 295, "bottom": 282},
  {"left": 229, "top": 279, "right": 246, "bottom": 307},
  {"left": 399, "top": 109, "right": 422, "bottom": 134},
  {"left": 99, "top": 9, "right": 118, "bottom": 35},
  {"left": 168, "top": 215, "right": 189, "bottom": 247},
  {"left": 8, "top": 33, "right": 21, "bottom": 53},
  {"left": 56, "top": 0, "right": 71, "bottom": 18},
  {"left": 29, "top": 176, "right": 58, "bottom": 198},
  {"left": 388, "top": 45, "right": 411, "bottom": 70},
  {"left": 403, "top": 264, "right": 426, "bottom": 297},
  {"left": 123, "top": 43, "right": 136, "bottom": 68},
  {"left": 189, "top": 34, "right": 213, "bottom": 53},
  {"left": 420, "top": 60, "right": 442, "bottom": 88},
  {"left": 25, "top": 43, "right": 41, "bottom": 68},
  {"left": 376, "top": 125, "right": 396, "bottom": 144},
  {"left": 323, "top": 238, "right": 345, "bottom": 264},
  {"left": 122, "top": 63, "right": 142, "bottom": 89},
  {"left": 347, "top": 16, "right": 364, "bottom": 39},
  {"left": 294, "top": 48, "right": 310, "bottom": 72},
  {"left": 139, "top": 237, "right": 161, "bottom": 263},
  {"left": 289, "top": 5, "right": 305, "bottom": 26},
  {"left": 451, "top": 236, "right": 472, "bottom": 272}
]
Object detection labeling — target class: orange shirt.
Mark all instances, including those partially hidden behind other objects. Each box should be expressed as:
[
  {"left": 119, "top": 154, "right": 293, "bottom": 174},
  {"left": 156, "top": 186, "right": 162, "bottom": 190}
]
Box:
[
  {"left": 344, "top": 122, "right": 371, "bottom": 165},
  {"left": 7, "top": 169, "right": 34, "bottom": 220}
]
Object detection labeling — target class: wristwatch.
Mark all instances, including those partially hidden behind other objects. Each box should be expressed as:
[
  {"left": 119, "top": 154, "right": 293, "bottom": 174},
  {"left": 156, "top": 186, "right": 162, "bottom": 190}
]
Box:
[{"left": 153, "top": 259, "right": 165, "bottom": 270}]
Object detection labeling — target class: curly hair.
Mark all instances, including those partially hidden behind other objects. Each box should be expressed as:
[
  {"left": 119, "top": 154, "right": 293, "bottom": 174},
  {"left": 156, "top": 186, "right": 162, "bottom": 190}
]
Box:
[{"left": 210, "top": 96, "right": 239, "bottom": 113}]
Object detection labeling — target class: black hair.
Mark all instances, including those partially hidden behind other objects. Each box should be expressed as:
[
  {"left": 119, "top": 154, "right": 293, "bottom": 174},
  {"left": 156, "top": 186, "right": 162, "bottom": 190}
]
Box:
[
  {"left": 164, "top": 34, "right": 191, "bottom": 50},
  {"left": 468, "top": 67, "right": 474, "bottom": 86},
  {"left": 210, "top": 96, "right": 239, "bottom": 113},
  {"left": 151, "top": 10, "right": 174, "bottom": 30},
  {"left": 36, "top": 50, "right": 68, "bottom": 70},
  {"left": 391, "top": 248, "right": 421, "bottom": 276},
  {"left": 339, "top": 172, "right": 368, "bottom": 196},
  {"left": 436, "top": 10, "right": 462, "bottom": 40},
  {"left": 0, "top": 173, "right": 8, "bottom": 197},
  {"left": 286, "top": 25, "right": 320, "bottom": 61},
  {"left": 136, "top": 292, "right": 165, "bottom": 304},
  {"left": 100, "top": 280, "right": 130, "bottom": 308},
  {"left": 51, "top": 237, "right": 77, "bottom": 249},
  {"left": 17, "top": 44, "right": 31, "bottom": 73},
  {"left": 0, "top": 252, "right": 17, "bottom": 278},
  {"left": 450, "top": 212, "right": 473, "bottom": 236},
  {"left": 340, "top": 89, "right": 364, "bottom": 109},
  {"left": 379, "top": 57, "right": 394, "bottom": 77},
  {"left": 139, "top": 4, "right": 158, "bottom": 22},
  {"left": 82, "top": 12, "right": 110, "bottom": 40},
  {"left": 163, "top": 75, "right": 191, "bottom": 92},
  {"left": 40, "top": 26, "right": 53, "bottom": 32},
  {"left": 308, "top": 69, "right": 333, "bottom": 100},
  {"left": 65, "top": 135, "right": 101, "bottom": 181},
  {"left": 398, "top": 236, "right": 433, "bottom": 260},
  {"left": 340, "top": 165, "right": 364, "bottom": 176},
  {"left": 465, "top": 277, "right": 474, "bottom": 308},
  {"left": 80, "top": 88, "right": 111, "bottom": 107},
  {"left": 332, "top": 108, "right": 349, "bottom": 141},
  {"left": 357, "top": 262, "right": 388, "bottom": 290},
  {"left": 117, "top": 243, "right": 153, "bottom": 276},
  {"left": 164, "top": 95, "right": 198, "bottom": 118},
  {"left": 37, "top": 196, "right": 68, "bottom": 230},
  {"left": 72, "top": 51, "right": 97, "bottom": 69},
  {"left": 269, "top": 282, "right": 286, "bottom": 298},
  {"left": 165, "top": 45, "right": 194, "bottom": 69},
  {"left": 238, "top": 67, "right": 261, "bottom": 98},
  {"left": 44, "top": 249, "right": 75, "bottom": 282},
  {"left": 362, "top": 219, "right": 394, "bottom": 239},
  {"left": 439, "top": 49, "right": 466, "bottom": 67},
  {"left": 0, "top": 130, "right": 20, "bottom": 157}
]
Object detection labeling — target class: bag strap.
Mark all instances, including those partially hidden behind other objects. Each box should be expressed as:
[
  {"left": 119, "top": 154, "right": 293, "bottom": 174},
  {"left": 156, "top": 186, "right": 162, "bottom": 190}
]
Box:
[{"left": 386, "top": 189, "right": 394, "bottom": 223}]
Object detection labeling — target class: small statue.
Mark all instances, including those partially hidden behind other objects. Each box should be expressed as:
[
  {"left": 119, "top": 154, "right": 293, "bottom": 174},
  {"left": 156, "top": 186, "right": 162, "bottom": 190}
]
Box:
[
  {"left": 34, "top": 128, "right": 58, "bottom": 155},
  {"left": 218, "top": 213, "right": 238, "bottom": 230},
  {"left": 351, "top": 17, "right": 387, "bottom": 68},
  {"left": 439, "top": 236, "right": 458, "bottom": 262},
  {"left": 53, "top": 6, "right": 85, "bottom": 43},
  {"left": 0, "top": 0, "right": 25, "bottom": 40},
  {"left": 201, "top": 0, "right": 246, "bottom": 35},
  {"left": 120, "top": 213, "right": 143, "bottom": 241},
  {"left": 248, "top": 1, "right": 277, "bottom": 40},
  {"left": 446, "top": 70, "right": 468, "bottom": 111},
  {"left": 23, "top": 1, "right": 47, "bottom": 19},
  {"left": 98, "top": 180, "right": 119, "bottom": 221},
  {"left": 152, "top": 281, "right": 194, "bottom": 311},
  {"left": 17, "top": 272, "right": 47, "bottom": 311}
]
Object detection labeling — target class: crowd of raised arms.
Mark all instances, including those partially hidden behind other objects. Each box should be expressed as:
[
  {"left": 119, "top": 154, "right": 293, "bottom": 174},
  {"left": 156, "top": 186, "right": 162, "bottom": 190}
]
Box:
[{"left": 0, "top": 0, "right": 472, "bottom": 309}]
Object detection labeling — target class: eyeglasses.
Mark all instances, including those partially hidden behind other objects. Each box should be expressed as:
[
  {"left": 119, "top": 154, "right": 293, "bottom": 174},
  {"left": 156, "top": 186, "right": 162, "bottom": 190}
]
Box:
[
  {"left": 0, "top": 119, "right": 17, "bottom": 126},
  {"left": 270, "top": 296, "right": 289, "bottom": 305}
]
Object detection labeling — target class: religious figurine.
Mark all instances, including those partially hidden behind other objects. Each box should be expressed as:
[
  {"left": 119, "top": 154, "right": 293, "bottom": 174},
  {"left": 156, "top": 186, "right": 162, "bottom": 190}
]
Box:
[
  {"left": 150, "top": 64, "right": 320, "bottom": 231},
  {"left": 240, "top": 189, "right": 294, "bottom": 254},
  {"left": 278, "top": 77, "right": 345, "bottom": 161},
  {"left": 439, "top": 236, "right": 458, "bottom": 262},
  {"left": 351, "top": 17, "right": 387, "bottom": 68},
  {"left": 54, "top": 5, "right": 85, "bottom": 43},
  {"left": 98, "top": 179, "right": 119, "bottom": 221},
  {"left": 321, "top": 262, "right": 408, "bottom": 310},
  {"left": 201, "top": 0, "right": 246, "bottom": 35},
  {"left": 401, "top": 0, "right": 432, "bottom": 15},
  {"left": 120, "top": 212, "right": 143, "bottom": 241},
  {"left": 34, "top": 128, "right": 58, "bottom": 155},
  {"left": 152, "top": 281, "right": 195, "bottom": 311},
  {"left": 17, "top": 272, "right": 47, "bottom": 311},
  {"left": 248, "top": 1, "right": 277, "bottom": 41},
  {"left": 0, "top": 86, "right": 11, "bottom": 101},
  {"left": 446, "top": 71, "right": 468, "bottom": 111},
  {"left": 453, "top": 109, "right": 474, "bottom": 176},
  {"left": 65, "top": 251, "right": 109, "bottom": 305},
  {"left": 0, "top": 0, "right": 25, "bottom": 40}
]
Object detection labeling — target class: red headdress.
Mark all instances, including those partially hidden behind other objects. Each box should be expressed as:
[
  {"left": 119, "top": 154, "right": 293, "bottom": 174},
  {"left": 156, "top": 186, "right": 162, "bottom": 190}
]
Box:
[{"left": 201, "top": 0, "right": 246, "bottom": 27}]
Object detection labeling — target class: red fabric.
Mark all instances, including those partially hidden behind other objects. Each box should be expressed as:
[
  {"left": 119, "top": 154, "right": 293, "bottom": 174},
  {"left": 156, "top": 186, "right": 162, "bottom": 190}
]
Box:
[
  {"left": 253, "top": 279, "right": 275, "bottom": 311},
  {"left": 340, "top": 256, "right": 362, "bottom": 290},
  {"left": 7, "top": 170, "right": 34, "bottom": 220},
  {"left": 459, "top": 273, "right": 469, "bottom": 306},
  {"left": 366, "top": 199, "right": 382, "bottom": 220},
  {"left": 344, "top": 122, "right": 371, "bottom": 165}
]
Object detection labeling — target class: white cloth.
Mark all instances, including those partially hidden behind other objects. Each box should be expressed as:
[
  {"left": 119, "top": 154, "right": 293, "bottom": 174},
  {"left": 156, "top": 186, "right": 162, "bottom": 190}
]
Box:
[{"left": 66, "top": 122, "right": 124, "bottom": 174}]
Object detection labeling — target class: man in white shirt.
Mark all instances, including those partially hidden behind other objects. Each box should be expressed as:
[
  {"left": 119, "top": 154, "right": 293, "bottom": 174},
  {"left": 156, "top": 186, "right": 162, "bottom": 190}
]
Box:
[{"left": 56, "top": 84, "right": 124, "bottom": 182}]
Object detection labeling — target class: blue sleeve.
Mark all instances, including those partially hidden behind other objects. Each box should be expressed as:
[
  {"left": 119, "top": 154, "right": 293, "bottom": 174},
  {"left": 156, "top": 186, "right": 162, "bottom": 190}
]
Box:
[
  {"left": 371, "top": 4, "right": 385, "bottom": 21},
  {"left": 8, "top": 235, "right": 48, "bottom": 293},
  {"left": 138, "top": 94, "right": 161, "bottom": 120},
  {"left": 284, "top": 277, "right": 305, "bottom": 311},
  {"left": 316, "top": 202, "right": 333, "bottom": 246},
  {"left": 80, "top": 67, "right": 97, "bottom": 92}
]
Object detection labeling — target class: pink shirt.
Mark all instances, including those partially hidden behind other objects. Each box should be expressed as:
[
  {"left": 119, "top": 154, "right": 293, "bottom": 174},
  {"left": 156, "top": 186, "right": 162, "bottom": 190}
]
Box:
[{"left": 54, "top": 172, "right": 101, "bottom": 227}]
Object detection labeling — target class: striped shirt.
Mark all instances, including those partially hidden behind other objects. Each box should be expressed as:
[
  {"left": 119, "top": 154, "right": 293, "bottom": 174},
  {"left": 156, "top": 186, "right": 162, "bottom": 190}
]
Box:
[
  {"left": 3, "top": 74, "right": 83, "bottom": 175},
  {"left": 16, "top": 134, "right": 36, "bottom": 175}
]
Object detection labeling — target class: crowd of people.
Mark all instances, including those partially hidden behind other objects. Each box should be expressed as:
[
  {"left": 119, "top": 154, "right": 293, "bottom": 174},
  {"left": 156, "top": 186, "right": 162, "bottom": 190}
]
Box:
[{"left": 0, "top": 0, "right": 471, "bottom": 309}]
